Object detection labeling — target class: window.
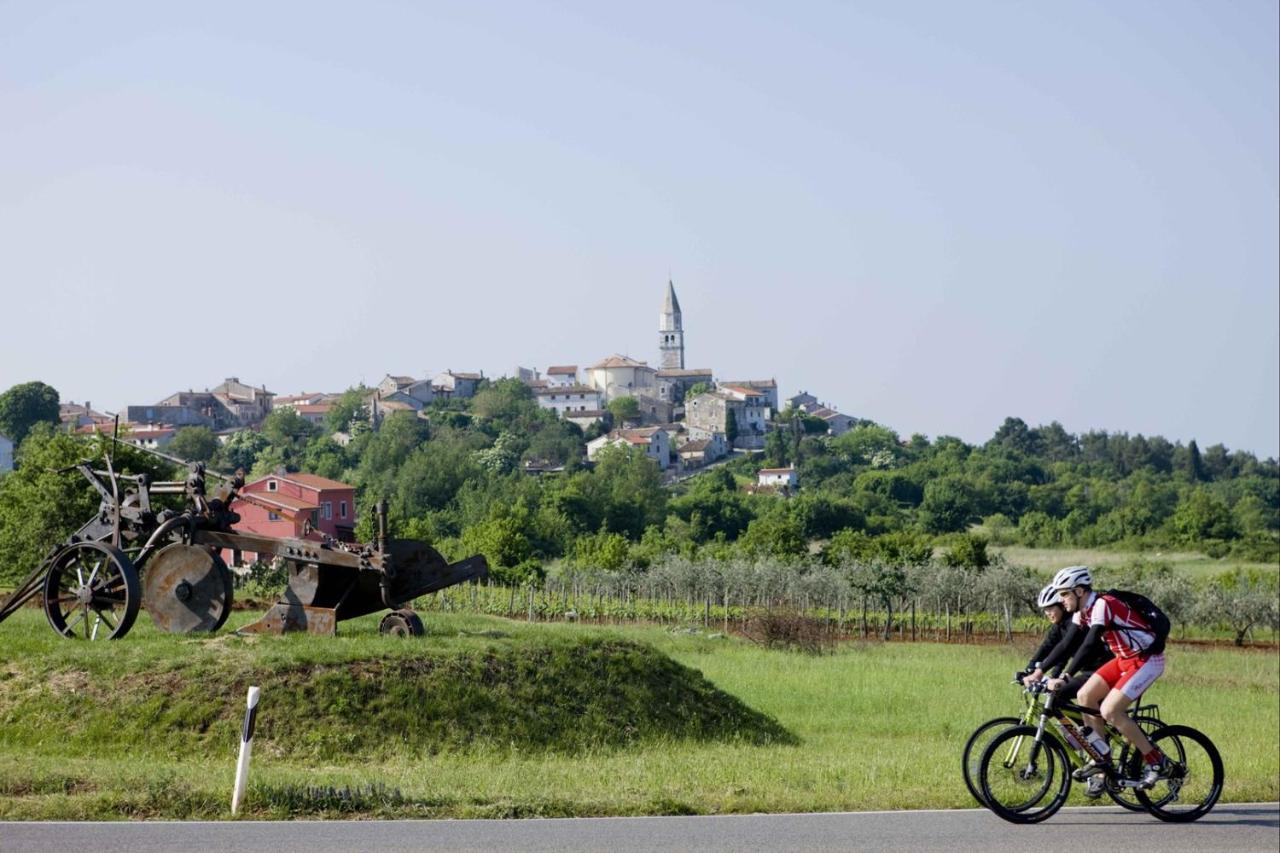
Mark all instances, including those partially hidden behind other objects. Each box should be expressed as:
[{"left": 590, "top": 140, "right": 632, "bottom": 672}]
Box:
[
  {"left": 268, "top": 511, "right": 280, "bottom": 521},
  {"left": 311, "top": 510, "right": 319, "bottom": 527},
  {"left": 340, "top": 501, "right": 347, "bottom": 519},
  {"left": 267, "top": 480, "right": 278, "bottom": 492},
  {"left": 322, "top": 502, "right": 332, "bottom": 520}
]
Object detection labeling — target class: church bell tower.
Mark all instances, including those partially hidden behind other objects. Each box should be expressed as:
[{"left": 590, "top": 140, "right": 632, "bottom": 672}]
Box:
[{"left": 659, "top": 280, "right": 685, "bottom": 370}]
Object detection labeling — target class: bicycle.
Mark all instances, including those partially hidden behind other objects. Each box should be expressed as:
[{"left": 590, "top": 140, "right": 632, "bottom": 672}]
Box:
[
  {"left": 976, "top": 681, "right": 1223, "bottom": 823},
  {"left": 962, "top": 672, "right": 1162, "bottom": 813}
]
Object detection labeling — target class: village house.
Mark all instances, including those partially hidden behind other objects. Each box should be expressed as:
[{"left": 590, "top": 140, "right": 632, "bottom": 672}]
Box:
[
  {"left": 377, "top": 374, "right": 436, "bottom": 406},
  {"left": 534, "top": 384, "right": 604, "bottom": 417},
  {"left": 655, "top": 368, "right": 713, "bottom": 404},
  {"left": 0, "top": 432, "right": 12, "bottom": 474},
  {"left": 228, "top": 472, "right": 357, "bottom": 564},
  {"left": 585, "top": 354, "right": 657, "bottom": 402},
  {"left": 545, "top": 365, "right": 579, "bottom": 387},
  {"left": 787, "top": 391, "right": 857, "bottom": 436},
  {"left": 59, "top": 401, "right": 113, "bottom": 432},
  {"left": 432, "top": 370, "right": 483, "bottom": 399},
  {"left": 686, "top": 389, "right": 768, "bottom": 449},
  {"left": 126, "top": 377, "right": 275, "bottom": 431},
  {"left": 757, "top": 466, "right": 798, "bottom": 490},
  {"left": 125, "top": 424, "right": 176, "bottom": 450},
  {"left": 720, "top": 379, "right": 779, "bottom": 412},
  {"left": 586, "top": 427, "right": 671, "bottom": 469},
  {"left": 676, "top": 433, "right": 728, "bottom": 471}
]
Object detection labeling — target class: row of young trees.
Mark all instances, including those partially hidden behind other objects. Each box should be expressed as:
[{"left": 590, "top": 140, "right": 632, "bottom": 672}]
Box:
[{"left": 0, "top": 379, "right": 1277, "bottom": 591}]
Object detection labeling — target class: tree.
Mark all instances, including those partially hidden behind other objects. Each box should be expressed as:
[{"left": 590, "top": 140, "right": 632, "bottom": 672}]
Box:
[
  {"left": 764, "top": 428, "right": 789, "bottom": 468},
  {"left": 1169, "top": 488, "right": 1236, "bottom": 544},
  {"left": 686, "top": 382, "right": 712, "bottom": 398},
  {"left": 325, "top": 387, "right": 370, "bottom": 434},
  {"left": 213, "top": 429, "right": 270, "bottom": 474},
  {"left": 169, "top": 426, "right": 218, "bottom": 463},
  {"left": 919, "top": 476, "right": 979, "bottom": 533},
  {"left": 607, "top": 396, "right": 641, "bottom": 424},
  {"left": 0, "top": 381, "right": 60, "bottom": 447},
  {"left": 725, "top": 407, "right": 739, "bottom": 444}
]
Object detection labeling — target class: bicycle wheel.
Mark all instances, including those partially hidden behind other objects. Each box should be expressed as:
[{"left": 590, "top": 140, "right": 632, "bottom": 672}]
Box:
[
  {"left": 977, "top": 725, "right": 1072, "bottom": 824},
  {"left": 962, "top": 716, "right": 1020, "bottom": 806},
  {"left": 1132, "top": 724, "right": 1223, "bottom": 823},
  {"left": 1107, "top": 714, "right": 1164, "bottom": 812}
]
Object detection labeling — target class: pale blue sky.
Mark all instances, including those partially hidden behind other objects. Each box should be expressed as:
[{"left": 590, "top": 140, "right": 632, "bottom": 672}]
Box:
[{"left": 2, "top": 1, "right": 1277, "bottom": 456}]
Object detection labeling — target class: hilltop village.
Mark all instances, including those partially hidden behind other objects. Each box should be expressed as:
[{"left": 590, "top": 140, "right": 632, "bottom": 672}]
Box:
[{"left": 56, "top": 282, "right": 855, "bottom": 483}]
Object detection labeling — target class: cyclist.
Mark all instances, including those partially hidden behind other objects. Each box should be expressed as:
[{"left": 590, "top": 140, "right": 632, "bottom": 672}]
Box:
[
  {"left": 1040, "top": 566, "right": 1171, "bottom": 790},
  {"left": 1020, "top": 583, "right": 1112, "bottom": 703}
]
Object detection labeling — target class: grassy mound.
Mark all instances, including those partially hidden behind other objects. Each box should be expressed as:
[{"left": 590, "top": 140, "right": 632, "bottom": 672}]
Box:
[{"left": 0, "top": 635, "right": 793, "bottom": 759}]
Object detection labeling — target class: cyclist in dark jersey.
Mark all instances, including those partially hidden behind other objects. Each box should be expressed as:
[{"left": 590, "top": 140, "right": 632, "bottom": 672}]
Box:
[
  {"left": 1020, "top": 583, "right": 1112, "bottom": 702},
  {"left": 1039, "top": 566, "right": 1172, "bottom": 790}
]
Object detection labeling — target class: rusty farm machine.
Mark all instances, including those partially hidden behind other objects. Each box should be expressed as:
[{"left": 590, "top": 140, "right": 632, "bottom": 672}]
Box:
[{"left": 0, "top": 441, "right": 487, "bottom": 640}]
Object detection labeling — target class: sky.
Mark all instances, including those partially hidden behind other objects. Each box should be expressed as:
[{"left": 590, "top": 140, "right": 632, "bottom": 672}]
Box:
[{"left": 1, "top": 1, "right": 1277, "bottom": 457}]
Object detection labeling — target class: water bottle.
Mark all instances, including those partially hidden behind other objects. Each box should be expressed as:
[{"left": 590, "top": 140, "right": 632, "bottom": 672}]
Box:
[
  {"left": 1054, "top": 720, "right": 1084, "bottom": 751},
  {"left": 1081, "top": 726, "right": 1110, "bottom": 756}
]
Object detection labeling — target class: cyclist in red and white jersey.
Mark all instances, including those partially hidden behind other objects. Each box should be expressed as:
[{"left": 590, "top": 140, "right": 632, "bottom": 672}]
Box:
[{"left": 1041, "top": 566, "right": 1171, "bottom": 789}]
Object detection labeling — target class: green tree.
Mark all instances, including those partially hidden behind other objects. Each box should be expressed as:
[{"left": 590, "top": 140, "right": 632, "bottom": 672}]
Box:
[
  {"left": 686, "top": 382, "right": 712, "bottom": 398},
  {"left": 764, "top": 428, "right": 789, "bottom": 468},
  {"left": 213, "top": 429, "right": 270, "bottom": 474},
  {"left": 725, "top": 407, "right": 739, "bottom": 444},
  {"left": 607, "top": 396, "right": 641, "bottom": 424},
  {"left": 919, "top": 476, "right": 979, "bottom": 533},
  {"left": 325, "top": 387, "right": 370, "bottom": 434},
  {"left": 1169, "top": 488, "right": 1236, "bottom": 544},
  {"left": 0, "top": 381, "right": 60, "bottom": 447},
  {"left": 169, "top": 426, "right": 218, "bottom": 463}
]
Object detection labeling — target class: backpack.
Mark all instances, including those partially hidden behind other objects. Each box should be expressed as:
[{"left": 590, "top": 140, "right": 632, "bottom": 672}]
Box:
[{"left": 1105, "top": 589, "right": 1171, "bottom": 655}]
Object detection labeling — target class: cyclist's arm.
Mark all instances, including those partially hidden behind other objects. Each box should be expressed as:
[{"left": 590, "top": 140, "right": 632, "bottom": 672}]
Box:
[
  {"left": 1060, "top": 624, "right": 1105, "bottom": 678},
  {"left": 1037, "top": 621, "right": 1079, "bottom": 675},
  {"left": 1026, "top": 622, "right": 1064, "bottom": 672}
]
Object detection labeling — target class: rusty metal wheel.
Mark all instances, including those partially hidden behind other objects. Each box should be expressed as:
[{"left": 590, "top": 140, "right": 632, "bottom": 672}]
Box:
[
  {"left": 43, "top": 541, "right": 141, "bottom": 640},
  {"left": 379, "top": 609, "right": 424, "bottom": 637},
  {"left": 143, "top": 543, "right": 234, "bottom": 633}
]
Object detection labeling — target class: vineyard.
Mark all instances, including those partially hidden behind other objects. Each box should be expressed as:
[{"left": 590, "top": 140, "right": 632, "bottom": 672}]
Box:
[{"left": 384, "top": 557, "right": 1280, "bottom": 646}]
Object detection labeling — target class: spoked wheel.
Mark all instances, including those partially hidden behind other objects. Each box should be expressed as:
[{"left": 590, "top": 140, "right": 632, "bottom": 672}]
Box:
[
  {"left": 977, "top": 725, "right": 1072, "bottom": 823},
  {"left": 962, "top": 716, "right": 1020, "bottom": 806},
  {"left": 1128, "top": 724, "right": 1223, "bottom": 822},
  {"left": 1108, "top": 714, "right": 1166, "bottom": 812},
  {"left": 379, "top": 609, "right": 425, "bottom": 637},
  {"left": 43, "top": 542, "right": 141, "bottom": 640}
]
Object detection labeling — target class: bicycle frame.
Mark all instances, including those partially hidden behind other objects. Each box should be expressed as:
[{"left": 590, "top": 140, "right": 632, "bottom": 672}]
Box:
[{"left": 997, "top": 683, "right": 1161, "bottom": 790}]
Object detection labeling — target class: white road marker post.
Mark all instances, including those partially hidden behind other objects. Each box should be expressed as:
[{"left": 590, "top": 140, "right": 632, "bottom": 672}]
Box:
[{"left": 231, "top": 685, "right": 261, "bottom": 816}]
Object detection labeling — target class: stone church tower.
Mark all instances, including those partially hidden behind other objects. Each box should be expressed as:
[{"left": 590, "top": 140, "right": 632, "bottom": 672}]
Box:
[{"left": 659, "top": 280, "right": 685, "bottom": 369}]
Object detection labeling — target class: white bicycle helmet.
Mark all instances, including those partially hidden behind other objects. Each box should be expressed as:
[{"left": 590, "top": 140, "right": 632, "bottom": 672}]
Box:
[
  {"left": 1036, "top": 584, "right": 1061, "bottom": 609},
  {"left": 1050, "top": 565, "right": 1093, "bottom": 592}
]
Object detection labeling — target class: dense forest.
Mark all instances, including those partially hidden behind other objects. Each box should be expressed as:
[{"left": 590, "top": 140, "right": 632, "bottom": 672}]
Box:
[{"left": 1, "top": 378, "right": 1276, "bottom": 591}]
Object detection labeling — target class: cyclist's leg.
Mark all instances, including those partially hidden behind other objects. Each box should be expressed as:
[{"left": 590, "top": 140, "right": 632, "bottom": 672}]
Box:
[
  {"left": 1102, "top": 655, "right": 1165, "bottom": 757},
  {"left": 1075, "top": 669, "right": 1113, "bottom": 734}
]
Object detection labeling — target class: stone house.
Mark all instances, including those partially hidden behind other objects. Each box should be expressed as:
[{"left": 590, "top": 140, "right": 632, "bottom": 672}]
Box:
[
  {"left": 655, "top": 368, "right": 713, "bottom": 405},
  {"left": 676, "top": 433, "right": 728, "bottom": 471},
  {"left": 377, "top": 375, "right": 435, "bottom": 406},
  {"left": 686, "top": 389, "right": 768, "bottom": 449},
  {"left": 564, "top": 409, "right": 606, "bottom": 429},
  {"left": 127, "top": 377, "right": 275, "bottom": 431},
  {"left": 432, "top": 370, "right": 483, "bottom": 399},
  {"left": 126, "top": 425, "right": 176, "bottom": 450},
  {"left": 720, "top": 379, "right": 778, "bottom": 413}
]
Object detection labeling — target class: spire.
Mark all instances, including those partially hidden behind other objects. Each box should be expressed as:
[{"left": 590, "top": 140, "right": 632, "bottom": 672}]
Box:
[{"left": 663, "top": 279, "right": 682, "bottom": 318}]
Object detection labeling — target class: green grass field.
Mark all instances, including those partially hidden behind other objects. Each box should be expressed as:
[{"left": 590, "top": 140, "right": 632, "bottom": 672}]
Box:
[
  {"left": 0, "top": 607, "right": 1276, "bottom": 820},
  {"left": 992, "top": 545, "right": 1278, "bottom": 579}
]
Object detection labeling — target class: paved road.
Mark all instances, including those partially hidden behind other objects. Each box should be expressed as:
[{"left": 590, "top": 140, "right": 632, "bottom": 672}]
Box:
[{"left": 2, "top": 803, "right": 1276, "bottom": 852}]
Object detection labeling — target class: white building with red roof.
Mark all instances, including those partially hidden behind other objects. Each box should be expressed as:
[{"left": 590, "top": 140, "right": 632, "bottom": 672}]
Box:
[{"left": 585, "top": 427, "right": 671, "bottom": 469}]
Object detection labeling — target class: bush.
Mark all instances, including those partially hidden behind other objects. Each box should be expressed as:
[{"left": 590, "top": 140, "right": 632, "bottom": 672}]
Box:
[{"left": 741, "top": 608, "right": 832, "bottom": 654}]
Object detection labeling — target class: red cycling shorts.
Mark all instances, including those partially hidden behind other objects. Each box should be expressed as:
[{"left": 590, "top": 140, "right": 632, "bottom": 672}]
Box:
[{"left": 1095, "top": 654, "right": 1165, "bottom": 700}]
